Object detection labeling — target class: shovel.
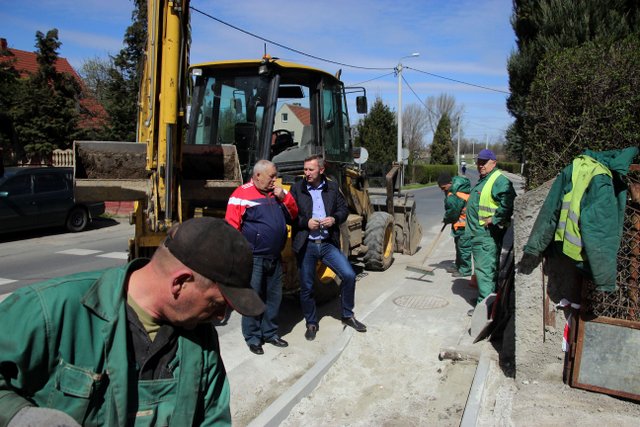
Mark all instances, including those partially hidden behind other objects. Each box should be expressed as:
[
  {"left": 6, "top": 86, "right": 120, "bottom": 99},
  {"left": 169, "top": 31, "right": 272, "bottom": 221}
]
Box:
[{"left": 406, "top": 223, "right": 447, "bottom": 276}]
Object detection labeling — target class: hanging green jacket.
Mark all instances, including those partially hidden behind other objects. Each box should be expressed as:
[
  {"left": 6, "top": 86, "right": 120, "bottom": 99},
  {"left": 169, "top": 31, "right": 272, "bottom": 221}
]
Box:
[
  {"left": 0, "top": 260, "right": 231, "bottom": 427},
  {"left": 466, "top": 169, "right": 516, "bottom": 237},
  {"left": 443, "top": 175, "right": 471, "bottom": 237},
  {"left": 524, "top": 147, "right": 639, "bottom": 291}
]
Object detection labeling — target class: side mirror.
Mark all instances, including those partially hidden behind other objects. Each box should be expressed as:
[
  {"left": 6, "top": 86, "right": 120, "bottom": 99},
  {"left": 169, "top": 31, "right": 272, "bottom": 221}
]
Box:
[
  {"left": 353, "top": 146, "right": 369, "bottom": 165},
  {"left": 356, "top": 96, "right": 368, "bottom": 114}
]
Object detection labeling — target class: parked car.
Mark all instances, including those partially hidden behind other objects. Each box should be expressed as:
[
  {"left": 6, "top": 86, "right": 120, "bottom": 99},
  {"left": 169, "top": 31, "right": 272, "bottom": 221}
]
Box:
[{"left": 0, "top": 167, "right": 105, "bottom": 234}]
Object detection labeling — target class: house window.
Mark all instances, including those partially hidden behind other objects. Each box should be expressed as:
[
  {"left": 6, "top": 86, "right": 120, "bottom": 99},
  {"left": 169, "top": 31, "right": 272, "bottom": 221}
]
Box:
[{"left": 281, "top": 113, "right": 288, "bottom": 122}]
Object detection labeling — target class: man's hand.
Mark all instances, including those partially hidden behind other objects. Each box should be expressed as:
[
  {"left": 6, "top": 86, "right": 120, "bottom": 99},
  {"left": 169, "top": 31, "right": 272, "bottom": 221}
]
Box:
[
  {"left": 308, "top": 218, "right": 321, "bottom": 230},
  {"left": 273, "top": 186, "right": 285, "bottom": 201},
  {"left": 319, "top": 217, "right": 335, "bottom": 229}
]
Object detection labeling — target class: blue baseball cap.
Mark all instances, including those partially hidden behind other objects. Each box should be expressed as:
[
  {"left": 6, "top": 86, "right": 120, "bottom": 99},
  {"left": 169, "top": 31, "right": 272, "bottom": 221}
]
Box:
[{"left": 477, "top": 149, "right": 497, "bottom": 161}]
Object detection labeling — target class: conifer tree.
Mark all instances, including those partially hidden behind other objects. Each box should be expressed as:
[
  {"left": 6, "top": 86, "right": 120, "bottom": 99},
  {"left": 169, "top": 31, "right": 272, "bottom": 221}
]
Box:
[
  {"left": 430, "top": 114, "right": 454, "bottom": 164},
  {"left": 354, "top": 97, "right": 397, "bottom": 165}
]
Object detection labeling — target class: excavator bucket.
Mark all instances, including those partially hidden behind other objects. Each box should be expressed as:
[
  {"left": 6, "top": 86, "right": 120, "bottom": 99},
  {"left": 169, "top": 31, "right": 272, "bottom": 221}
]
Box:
[
  {"left": 74, "top": 141, "right": 148, "bottom": 202},
  {"left": 73, "top": 140, "right": 243, "bottom": 205}
]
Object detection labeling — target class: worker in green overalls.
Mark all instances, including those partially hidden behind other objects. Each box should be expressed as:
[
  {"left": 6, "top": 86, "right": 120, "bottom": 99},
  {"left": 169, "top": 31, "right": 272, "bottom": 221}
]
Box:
[{"left": 465, "top": 149, "right": 516, "bottom": 315}]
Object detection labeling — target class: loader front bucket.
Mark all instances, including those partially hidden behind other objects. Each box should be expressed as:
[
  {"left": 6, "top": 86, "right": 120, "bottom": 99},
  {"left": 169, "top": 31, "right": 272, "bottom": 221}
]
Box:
[
  {"left": 74, "top": 141, "right": 148, "bottom": 202},
  {"left": 390, "top": 193, "right": 422, "bottom": 255}
]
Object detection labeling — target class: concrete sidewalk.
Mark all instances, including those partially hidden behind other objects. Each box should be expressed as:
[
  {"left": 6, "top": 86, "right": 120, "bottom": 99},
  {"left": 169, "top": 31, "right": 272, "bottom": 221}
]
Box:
[{"left": 222, "top": 222, "right": 487, "bottom": 426}]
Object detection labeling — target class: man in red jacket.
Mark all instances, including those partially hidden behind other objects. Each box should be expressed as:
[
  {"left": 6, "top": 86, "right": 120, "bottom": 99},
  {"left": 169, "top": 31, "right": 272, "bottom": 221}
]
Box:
[{"left": 225, "top": 160, "right": 298, "bottom": 355}]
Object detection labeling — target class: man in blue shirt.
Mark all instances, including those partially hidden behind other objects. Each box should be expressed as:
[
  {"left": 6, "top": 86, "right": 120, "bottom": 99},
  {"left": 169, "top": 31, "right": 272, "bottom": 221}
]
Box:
[{"left": 290, "top": 155, "right": 366, "bottom": 340}]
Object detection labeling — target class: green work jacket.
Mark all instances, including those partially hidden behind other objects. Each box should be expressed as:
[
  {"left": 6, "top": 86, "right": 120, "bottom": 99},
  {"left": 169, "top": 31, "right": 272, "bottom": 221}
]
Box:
[
  {"left": 465, "top": 169, "right": 516, "bottom": 238},
  {"left": 443, "top": 175, "right": 471, "bottom": 237},
  {"left": 0, "top": 260, "right": 231, "bottom": 427},
  {"left": 524, "top": 147, "right": 639, "bottom": 292}
]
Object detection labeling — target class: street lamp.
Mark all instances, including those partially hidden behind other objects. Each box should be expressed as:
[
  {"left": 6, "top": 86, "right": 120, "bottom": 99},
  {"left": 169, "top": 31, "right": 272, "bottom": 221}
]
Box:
[{"left": 397, "top": 52, "right": 419, "bottom": 189}]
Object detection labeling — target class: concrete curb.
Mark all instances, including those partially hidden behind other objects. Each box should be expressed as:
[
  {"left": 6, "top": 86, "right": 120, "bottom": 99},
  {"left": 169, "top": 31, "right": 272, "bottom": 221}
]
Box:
[
  {"left": 460, "top": 353, "right": 492, "bottom": 426},
  {"left": 248, "top": 275, "right": 406, "bottom": 426}
]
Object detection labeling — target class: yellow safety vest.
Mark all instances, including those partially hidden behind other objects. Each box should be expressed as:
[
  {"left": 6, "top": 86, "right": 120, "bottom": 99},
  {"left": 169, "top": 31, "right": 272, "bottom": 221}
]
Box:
[
  {"left": 554, "top": 155, "right": 612, "bottom": 261},
  {"left": 478, "top": 170, "right": 504, "bottom": 226}
]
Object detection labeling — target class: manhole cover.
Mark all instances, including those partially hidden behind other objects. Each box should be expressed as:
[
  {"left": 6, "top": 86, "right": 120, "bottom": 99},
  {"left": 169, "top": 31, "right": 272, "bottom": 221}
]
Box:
[{"left": 393, "top": 295, "right": 449, "bottom": 310}]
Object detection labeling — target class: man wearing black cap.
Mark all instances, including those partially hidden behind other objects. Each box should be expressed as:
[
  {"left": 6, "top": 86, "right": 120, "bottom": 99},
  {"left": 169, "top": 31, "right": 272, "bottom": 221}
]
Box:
[
  {"left": 0, "top": 217, "right": 262, "bottom": 426},
  {"left": 437, "top": 171, "right": 472, "bottom": 278},
  {"left": 465, "top": 149, "right": 516, "bottom": 315}
]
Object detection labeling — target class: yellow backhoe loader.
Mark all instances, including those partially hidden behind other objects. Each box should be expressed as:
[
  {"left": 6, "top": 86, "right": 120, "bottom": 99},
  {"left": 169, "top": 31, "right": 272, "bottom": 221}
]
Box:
[{"left": 73, "top": 0, "right": 422, "bottom": 295}]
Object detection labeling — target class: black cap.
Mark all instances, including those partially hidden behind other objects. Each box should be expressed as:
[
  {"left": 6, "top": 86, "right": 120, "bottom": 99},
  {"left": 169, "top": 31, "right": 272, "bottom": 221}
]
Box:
[{"left": 164, "top": 217, "right": 264, "bottom": 317}]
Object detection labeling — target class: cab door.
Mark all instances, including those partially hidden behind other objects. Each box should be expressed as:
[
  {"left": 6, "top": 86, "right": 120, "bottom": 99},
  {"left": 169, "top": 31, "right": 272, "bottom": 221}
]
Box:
[
  {"left": 0, "top": 174, "right": 37, "bottom": 232},
  {"left": 32, "top": 171, "right": 73, "bottom": 228}
]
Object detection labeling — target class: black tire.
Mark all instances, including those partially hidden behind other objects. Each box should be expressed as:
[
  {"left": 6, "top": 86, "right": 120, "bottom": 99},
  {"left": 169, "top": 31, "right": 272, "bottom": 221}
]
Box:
[
  {"left": 66, "top": 206, "right": 89, "bottom": 232},
  {"left": 363, "top": 211, "right": 394, "bottom": 271}
]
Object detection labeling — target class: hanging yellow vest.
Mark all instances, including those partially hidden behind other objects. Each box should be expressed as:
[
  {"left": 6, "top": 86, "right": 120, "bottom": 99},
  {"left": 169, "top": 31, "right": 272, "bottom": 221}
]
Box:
[
  {"left": 478, "top": 170, "right": 504, "bottom": 226},
  {"left": 554, "top": 155, "right": 612, "bottom": 261}
]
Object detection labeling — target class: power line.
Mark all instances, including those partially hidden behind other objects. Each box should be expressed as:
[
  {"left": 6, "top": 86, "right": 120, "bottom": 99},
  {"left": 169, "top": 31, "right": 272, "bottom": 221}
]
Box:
[
  {"left": 347, "top": 71, "right": 396, "bottom": 86},
  {"left": 401, "top": 75, "right": 436, "bottom": 115},
  {"left": 190, "top": 6, "right": 394, "bottom": 71},
  {"left": 403, "top": 76, "right": 510, "bottom": 134},
  {"left": 405, "top": 66, "right": 510, "bottom": 94}
]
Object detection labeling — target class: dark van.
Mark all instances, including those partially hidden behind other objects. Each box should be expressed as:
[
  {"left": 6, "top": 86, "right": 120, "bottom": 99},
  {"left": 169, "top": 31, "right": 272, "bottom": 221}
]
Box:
[{"left": 0, "top": 167, "right": 105, "bottom": 233}]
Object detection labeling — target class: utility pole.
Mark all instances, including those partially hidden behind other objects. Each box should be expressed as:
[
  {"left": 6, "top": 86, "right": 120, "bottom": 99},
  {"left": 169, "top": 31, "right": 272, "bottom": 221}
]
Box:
[
  {"left": 396, "top": 52, "right": 419, "bottom": 189},
  {"left": 457, "top": 116, "right": 461, "bottom": 175}
]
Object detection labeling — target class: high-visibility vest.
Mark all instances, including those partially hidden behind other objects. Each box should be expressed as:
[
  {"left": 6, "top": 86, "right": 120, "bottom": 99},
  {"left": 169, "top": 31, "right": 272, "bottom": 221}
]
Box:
[
  {"left": 554, "top": 155, "right": 612, "bottom": 261},
  {"left": 449, "top": 191, "right": 469, "bottom": 230},
  {"left": 478, "top": 170, "right": 504, "bottom": 226}
]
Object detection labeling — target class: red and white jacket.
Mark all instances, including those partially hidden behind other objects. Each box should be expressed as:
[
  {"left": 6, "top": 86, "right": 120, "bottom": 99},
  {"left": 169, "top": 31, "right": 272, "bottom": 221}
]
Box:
[{"left": 225, "top": 180, "right": 298, "bottom": 257}]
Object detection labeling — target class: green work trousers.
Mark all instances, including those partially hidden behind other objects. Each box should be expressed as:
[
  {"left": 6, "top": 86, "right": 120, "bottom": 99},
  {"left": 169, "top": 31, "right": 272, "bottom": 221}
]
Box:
[
  {"left": 454, "top": 233, "right": 472, "bottom": 276},
  {"left": 470, "top": 226, "right": 506, "bottom": 304}
]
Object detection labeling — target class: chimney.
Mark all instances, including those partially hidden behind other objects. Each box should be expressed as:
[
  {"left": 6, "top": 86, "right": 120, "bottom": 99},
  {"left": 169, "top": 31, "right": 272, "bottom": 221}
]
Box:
[{"left": 0, "top": 38, "right": 7, "bottom": 51}]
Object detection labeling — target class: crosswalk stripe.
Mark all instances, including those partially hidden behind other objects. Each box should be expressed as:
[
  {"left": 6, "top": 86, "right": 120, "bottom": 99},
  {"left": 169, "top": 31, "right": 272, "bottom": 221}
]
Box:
[
  {"left": 0, "top": 278, "right": 17, "bottom": 287},
  {"left": 56, "top": 249, "right": 103, "bottom": 256},
  {"left": 97, "top": 252, "right": 129, "bottom": 260}
]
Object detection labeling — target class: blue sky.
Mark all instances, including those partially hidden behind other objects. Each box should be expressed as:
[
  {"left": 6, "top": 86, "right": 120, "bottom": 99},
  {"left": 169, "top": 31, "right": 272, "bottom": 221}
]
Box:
[{"left": 2, "top": 0, "right": 515, "bottom": 144}]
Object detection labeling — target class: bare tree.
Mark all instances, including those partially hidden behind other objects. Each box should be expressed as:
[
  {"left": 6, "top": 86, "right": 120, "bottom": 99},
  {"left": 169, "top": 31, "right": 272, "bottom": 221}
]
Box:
[
  {"left": 425, "top": 93, "right": 464, "bottom": 136},
  {"left": 402, "top": 103, "right": 428, "bottom": 161}
]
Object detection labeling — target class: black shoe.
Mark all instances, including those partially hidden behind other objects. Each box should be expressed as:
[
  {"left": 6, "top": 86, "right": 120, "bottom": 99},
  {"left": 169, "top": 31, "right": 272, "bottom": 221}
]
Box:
[
  {"left": 265, "top": 337, "right": 289, "bottom": 347},
  {"left": 305, "top": 324, "right": 318, "bottom": 341},
  {"left": 342, "top": 317, "right": 367, "bottom": 332},
  {"left": 249, "top": 344, "right": 264, "bottom": 355}
]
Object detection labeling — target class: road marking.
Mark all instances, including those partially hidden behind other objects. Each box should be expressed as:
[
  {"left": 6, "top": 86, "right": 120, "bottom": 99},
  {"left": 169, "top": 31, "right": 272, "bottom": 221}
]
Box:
[
  {"left": 0, "top": 293, "right": 10, "bottom": 303},
  {"left": 56, "top": 249, "right": 103, "bottom": 256},
  {"left": 97, "top": 252, "right": 129, "bottom": 260},
  {"left": 0, "top": 278, "right": 17, "bottom": 287}
]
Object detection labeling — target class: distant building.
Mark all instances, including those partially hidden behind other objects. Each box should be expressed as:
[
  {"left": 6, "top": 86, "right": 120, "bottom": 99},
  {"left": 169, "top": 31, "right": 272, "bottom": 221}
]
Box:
[{"left": 0, "top": 37, "right": 108, "bottom": 130}]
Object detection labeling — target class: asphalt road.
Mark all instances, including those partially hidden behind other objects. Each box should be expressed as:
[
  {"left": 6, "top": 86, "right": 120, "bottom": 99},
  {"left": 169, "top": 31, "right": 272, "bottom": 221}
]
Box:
[{"left": 0, "top": 217, "right": 132, "bottom": 298}]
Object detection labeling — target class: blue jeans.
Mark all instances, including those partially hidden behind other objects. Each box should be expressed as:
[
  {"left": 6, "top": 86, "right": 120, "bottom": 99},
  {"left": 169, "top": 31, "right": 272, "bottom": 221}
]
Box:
[
  {"left": 297, "top": 241, "right": 357, "bottom": 325},
  {"left": 242, "top": 256, "right": 283, "bottom": 346}
]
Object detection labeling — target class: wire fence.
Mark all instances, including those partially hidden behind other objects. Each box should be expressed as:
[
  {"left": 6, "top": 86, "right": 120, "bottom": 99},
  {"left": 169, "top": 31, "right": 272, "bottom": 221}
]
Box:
[{"left": 585, "top": 166, "right": 640, "bottom": 320}]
